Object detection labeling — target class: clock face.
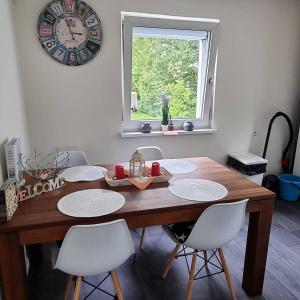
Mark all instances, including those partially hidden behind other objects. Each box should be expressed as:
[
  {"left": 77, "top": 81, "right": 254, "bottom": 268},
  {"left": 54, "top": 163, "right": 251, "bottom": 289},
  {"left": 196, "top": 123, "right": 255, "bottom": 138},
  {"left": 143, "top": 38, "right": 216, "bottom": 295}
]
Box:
[{"left": 37, "top": 0, "right": 102, "bottom": 66}]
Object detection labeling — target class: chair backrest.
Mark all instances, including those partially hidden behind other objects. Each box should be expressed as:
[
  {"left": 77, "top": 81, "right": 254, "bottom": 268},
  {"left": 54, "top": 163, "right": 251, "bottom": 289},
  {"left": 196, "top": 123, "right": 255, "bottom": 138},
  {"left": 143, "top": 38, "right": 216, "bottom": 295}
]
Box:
[
  {"left": 185, "top": 199, "right": 248, "bottom": 251},
  {"left": 54, "top": 219, "right": 135, "bottom": 276},
  {"left": 136, "top": 146, "right": 164, "bottom": 161},
  {"left": 58, "top": 150, "right": 89, "bottom": 168}
]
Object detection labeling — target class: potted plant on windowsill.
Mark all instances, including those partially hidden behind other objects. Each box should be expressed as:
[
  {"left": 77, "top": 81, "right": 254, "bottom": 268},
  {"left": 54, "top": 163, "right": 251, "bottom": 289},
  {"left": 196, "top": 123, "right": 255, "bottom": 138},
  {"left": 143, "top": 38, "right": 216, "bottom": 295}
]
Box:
[{"left": 161, "top": 93, "right": 169, "bottom": 132}]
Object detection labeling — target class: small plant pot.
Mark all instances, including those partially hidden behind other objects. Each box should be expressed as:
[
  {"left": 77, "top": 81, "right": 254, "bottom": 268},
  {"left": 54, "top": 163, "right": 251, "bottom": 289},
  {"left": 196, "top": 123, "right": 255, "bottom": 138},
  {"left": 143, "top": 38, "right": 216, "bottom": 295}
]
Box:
[
  {"left": 161, "top": 124, "right": 168, "bottom": 132},
  {"left": 168, "top": 124, "right": 175, "bottom": 131}
]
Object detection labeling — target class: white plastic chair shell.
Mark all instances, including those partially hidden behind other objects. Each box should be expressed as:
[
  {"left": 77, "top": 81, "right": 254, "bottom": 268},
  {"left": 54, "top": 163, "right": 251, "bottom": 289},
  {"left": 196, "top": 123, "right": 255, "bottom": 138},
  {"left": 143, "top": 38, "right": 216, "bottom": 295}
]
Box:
[
  {"left": 136, "top": 146, "right": 164, "bottom": 161},
  {"left": 184, "top": 199, "right": 248, "bottom": 251},
  {"left": 54, "top": 219, "right": 135, "bottom": 277},
  {"left": 58, "top": 150, "right": 89, "bottom": 168}
]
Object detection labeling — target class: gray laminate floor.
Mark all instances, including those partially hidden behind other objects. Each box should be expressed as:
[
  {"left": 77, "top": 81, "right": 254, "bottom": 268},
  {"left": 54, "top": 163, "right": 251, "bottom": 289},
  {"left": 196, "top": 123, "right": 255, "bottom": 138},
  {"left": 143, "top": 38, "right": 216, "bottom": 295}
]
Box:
[{"left": 28, "top": 198, "right": 300, "bottom": 300}]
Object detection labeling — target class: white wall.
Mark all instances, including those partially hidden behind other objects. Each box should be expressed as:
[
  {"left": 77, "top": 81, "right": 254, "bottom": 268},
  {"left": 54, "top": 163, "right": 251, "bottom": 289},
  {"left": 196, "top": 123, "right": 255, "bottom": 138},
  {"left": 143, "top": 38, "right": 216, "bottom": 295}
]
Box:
[
  {"left": 13, "top": 0, "right": 300, "bottom": 174},
  {"left": 0, "top": 0, "right": 29, "bottom": 184},
  {"left": 0, "top": 0, "right": 30, "bottom": 298}
]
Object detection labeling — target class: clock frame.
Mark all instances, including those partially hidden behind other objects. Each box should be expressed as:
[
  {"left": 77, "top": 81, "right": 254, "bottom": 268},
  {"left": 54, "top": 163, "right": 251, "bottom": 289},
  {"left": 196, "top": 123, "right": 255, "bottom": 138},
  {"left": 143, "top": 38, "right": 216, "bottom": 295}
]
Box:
[{"left": 37, "top": 0, "right": 102, "bottom": 66}]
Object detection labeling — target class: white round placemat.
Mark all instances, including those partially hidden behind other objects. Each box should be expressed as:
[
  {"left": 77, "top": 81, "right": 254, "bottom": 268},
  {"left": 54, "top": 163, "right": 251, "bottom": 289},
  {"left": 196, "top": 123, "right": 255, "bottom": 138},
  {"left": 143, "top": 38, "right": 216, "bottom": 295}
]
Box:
[
  {"left": 169, "top": 179, "right": 228, "bottom": 202},
  {"left": 60, "top": 166, "right": 107, "bottom": 182},
  {"left": 160, "top": 159, "right": 196, "bottom": 175},
  {"left": 57, "top": 189, "right": 125, "bottom": 217}
]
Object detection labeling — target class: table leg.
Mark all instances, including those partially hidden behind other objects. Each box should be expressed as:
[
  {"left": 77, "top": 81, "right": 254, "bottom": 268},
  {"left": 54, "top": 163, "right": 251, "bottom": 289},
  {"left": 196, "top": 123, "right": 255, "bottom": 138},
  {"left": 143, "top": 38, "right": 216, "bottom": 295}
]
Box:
[
  {"left": 242, "top": 198, "right": 274, "bottom": 296},
  {"left": 0, "top": 233, "right": 27, "bottom": 300}
]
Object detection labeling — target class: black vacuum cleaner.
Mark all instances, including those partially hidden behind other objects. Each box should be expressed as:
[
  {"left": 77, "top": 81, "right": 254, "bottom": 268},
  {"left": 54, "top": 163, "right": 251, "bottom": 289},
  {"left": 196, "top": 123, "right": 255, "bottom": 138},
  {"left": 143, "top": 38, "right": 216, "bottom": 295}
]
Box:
[{"left": 262, "top": 112, "right": 294, "bottom": 193}]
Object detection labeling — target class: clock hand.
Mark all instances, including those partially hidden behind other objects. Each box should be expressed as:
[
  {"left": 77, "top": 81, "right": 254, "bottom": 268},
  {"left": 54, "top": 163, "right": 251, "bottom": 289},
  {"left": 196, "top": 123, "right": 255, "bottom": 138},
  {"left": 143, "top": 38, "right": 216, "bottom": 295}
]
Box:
[
  {"left": 65, "top": 19, "right": 75, "bottom": 40},
  {"left": 71, "top": 32, "right": 83, "bottom": 35}
]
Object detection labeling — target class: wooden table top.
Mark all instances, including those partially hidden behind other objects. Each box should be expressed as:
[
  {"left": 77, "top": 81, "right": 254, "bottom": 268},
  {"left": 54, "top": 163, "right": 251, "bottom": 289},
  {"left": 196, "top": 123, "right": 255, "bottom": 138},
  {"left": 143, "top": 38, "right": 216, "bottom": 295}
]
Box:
[{"left": 0, "top": 157, "right": 275, "bottom": 233}]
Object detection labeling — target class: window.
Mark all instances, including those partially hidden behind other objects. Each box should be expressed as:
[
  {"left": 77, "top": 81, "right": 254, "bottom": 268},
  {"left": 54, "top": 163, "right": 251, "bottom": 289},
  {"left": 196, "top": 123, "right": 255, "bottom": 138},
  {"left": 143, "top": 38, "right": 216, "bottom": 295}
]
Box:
[{"left": 121, "top": 12, "right": 219, "bottom": 132}]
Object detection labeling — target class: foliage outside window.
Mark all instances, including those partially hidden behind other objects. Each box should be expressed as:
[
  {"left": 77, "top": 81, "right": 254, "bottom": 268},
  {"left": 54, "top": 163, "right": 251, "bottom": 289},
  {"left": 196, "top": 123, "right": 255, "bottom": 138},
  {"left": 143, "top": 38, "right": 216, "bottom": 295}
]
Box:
[{"left": 132, "top": 37, "right": 199, "bottom": 120}]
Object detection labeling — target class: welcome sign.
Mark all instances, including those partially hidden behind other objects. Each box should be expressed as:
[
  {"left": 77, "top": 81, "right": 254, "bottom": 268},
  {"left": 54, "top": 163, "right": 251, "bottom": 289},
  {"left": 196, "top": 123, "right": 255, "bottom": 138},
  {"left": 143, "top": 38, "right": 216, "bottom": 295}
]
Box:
[{"left": 18, "top": 177, "right": 66, "bottom": 202}]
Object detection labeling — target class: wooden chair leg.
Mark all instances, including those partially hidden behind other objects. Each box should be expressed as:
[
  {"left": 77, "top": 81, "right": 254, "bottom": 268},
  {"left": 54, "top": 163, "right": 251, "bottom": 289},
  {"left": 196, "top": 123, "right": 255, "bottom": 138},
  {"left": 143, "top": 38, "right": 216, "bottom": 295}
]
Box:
[
  {"left": 73, "top": 276, "right": 82, "bottom": 300},
  {"left": 162, "top": 244, "right": 180, "bottom": 279},
  {"left": 203, "top": 251, "right": 209, "bottom": 271},
  {"left": 186, "top": 250, "right": 197, "bottom": 300},
  {"left": 139, "top": 227, "right": 146, "bottom": 250},
  {"left": 111, "top": 270, "right": 124, "bottom": 300},
  {"left": 218, "top": 248, "right": 237, "bottom": 300},
  {"left": 64, "top": 275, "right": 74, "bottom": 300}
]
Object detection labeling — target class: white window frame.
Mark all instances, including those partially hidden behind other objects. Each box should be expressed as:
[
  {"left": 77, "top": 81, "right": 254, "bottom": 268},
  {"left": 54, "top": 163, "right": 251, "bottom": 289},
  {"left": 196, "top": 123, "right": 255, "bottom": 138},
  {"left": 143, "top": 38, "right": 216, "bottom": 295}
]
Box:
[{"left": 121, "top": 12, "right": 220, "bottom": 133}]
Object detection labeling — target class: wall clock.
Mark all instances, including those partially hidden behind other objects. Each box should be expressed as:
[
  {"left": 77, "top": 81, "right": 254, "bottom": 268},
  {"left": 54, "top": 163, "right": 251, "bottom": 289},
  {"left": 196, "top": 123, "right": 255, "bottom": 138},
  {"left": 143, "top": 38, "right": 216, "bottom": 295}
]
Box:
[{"left": 37, "top": 0, "right": 102, "bottom": 66}]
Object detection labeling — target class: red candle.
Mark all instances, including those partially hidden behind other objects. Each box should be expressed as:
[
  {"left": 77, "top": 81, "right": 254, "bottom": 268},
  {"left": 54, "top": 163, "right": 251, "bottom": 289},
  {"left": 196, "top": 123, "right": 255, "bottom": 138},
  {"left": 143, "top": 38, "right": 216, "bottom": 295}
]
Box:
[
  {"left": 115, "top": 165, "right": 125, "bottom": 179},
  {"left": 151, "top": 162, "right": 161, "bottom": 176}
]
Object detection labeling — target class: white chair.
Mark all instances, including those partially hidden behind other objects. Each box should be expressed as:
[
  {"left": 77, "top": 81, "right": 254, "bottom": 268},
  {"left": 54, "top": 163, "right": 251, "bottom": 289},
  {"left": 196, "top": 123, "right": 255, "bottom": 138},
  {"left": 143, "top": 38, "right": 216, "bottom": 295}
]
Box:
[
  {"left": 54, "top": 219, "right": 135, "bottom": 300},
  {"left": 58, "top": 150, "right": 89, "bottom": 168},
  {"left": 136, "top": 146, "right": 164, "bottom": 250},
  {"left": 162, "top": 199, "right": 248, "bottom": 300},
  {"left": 136, "top": 146, "right": 164, "bottom": 161}
]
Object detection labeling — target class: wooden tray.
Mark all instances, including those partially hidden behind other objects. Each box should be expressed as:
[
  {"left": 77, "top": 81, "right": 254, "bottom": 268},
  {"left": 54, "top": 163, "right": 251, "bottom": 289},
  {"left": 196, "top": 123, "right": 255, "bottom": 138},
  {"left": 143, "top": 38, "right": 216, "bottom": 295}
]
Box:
[{"left": 104, "top": 167, "right": 173, "bottom": 187}]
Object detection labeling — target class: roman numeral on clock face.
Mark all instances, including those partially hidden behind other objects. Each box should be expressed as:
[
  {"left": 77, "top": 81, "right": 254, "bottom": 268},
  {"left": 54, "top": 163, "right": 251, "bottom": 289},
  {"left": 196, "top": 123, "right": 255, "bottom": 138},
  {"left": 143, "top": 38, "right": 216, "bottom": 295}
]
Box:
[{"left": 50, "top": 1, "right": 63, "bottom": 17}]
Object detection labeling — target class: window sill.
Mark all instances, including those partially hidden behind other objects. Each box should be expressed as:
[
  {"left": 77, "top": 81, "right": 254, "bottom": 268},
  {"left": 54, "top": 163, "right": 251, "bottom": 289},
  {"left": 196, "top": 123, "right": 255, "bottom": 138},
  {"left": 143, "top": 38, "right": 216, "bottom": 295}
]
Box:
[{"left": 120, "top": 128, "right": 217, "bottom": 138}]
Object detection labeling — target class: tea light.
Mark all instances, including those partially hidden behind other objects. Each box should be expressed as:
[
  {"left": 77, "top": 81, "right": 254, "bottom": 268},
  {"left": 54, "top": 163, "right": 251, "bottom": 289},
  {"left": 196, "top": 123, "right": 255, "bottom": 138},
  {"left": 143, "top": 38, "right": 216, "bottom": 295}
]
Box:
[
  {"left": 115, "top": 165, "right": 125, "bottom": 179},
  {"left": 151, "top": 162, "right": 161, "bottom": 176}
]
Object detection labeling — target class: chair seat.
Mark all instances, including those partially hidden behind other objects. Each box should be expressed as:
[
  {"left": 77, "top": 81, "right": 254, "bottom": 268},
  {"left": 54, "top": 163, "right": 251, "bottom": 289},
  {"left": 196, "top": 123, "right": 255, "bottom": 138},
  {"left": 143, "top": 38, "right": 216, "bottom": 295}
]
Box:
[{"left": 163, "top": 221, "right": 195, "bottom": 244}]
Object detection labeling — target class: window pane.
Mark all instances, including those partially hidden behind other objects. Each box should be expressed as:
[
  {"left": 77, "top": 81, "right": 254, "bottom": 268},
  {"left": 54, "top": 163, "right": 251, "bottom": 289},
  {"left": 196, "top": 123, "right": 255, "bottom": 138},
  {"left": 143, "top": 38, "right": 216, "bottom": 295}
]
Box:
[{"left": 131, "top": 27, "right": 207, "bottom": 121}]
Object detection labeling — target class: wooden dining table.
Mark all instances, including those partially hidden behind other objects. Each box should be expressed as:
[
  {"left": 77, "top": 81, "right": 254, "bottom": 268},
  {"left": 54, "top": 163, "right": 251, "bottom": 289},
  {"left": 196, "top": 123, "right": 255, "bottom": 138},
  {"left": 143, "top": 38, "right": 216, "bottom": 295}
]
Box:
[{"left": 0, "top": 157, "right": 275, "bottom": 300}]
